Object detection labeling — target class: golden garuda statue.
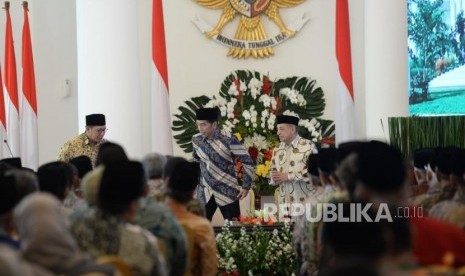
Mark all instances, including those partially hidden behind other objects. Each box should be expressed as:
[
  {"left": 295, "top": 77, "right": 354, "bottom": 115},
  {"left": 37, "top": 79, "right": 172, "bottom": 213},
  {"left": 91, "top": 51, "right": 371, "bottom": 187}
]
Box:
[{"left": 193, "top": 0, "right": 308, "bottom": 59}]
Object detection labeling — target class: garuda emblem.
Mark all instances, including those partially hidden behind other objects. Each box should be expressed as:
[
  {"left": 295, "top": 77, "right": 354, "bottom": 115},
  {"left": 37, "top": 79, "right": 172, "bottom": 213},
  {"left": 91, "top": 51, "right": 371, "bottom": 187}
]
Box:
[{"left": 193, "top": 0, "right": 308, "bottom": 59}]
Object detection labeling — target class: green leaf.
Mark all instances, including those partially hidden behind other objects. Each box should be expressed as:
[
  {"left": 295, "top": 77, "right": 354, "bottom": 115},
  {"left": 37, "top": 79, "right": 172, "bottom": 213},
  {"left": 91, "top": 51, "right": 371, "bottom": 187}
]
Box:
[{"left": 171, "top": 95, "right": 211, "bottom": 153}]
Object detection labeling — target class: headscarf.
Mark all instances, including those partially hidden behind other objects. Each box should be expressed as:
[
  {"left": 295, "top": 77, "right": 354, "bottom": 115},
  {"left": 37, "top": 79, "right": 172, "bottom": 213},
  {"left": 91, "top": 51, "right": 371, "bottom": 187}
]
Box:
[
  {"left": 0, "top": 244, "right": 53, "bottom": 276},
  {"left": 14, "top": 193, "right": 113, "bottom": 276}
]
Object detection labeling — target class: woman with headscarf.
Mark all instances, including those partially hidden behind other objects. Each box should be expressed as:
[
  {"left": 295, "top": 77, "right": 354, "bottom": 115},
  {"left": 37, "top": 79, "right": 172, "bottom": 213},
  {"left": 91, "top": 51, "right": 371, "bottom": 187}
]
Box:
[{"left": 15, "top": 193, "right": 114, "bottom": 276}]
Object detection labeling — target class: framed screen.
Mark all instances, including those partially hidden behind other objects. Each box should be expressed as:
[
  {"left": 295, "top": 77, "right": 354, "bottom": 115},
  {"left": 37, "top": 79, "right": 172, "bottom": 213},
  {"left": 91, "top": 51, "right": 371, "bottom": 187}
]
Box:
[{"left": 408, "top": 0, "right": 465, "bottom": 115}]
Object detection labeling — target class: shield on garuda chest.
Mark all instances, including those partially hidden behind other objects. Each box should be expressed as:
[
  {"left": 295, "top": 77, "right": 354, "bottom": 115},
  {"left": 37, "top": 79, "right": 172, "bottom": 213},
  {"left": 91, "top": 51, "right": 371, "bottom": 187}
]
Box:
[{"left": 229, "top": 0, "right": 271, "bottom": 18}]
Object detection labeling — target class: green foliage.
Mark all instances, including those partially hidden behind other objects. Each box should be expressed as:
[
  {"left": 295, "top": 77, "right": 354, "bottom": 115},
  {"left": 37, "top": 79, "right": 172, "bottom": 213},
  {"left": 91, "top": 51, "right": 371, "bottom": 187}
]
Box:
[
  {"left": 216, "top": 224, "right": 295, "bottom": 275},
  {"left": 408, "top": 0, "right": 458, "bottom": 98},
  {"left": 388, "top": 116, "right": 465, "bottom": 158},
  {"left": 172, "top": 70, "right": 333, "bottom": 154},
  {"left": 172, "top": 70, "right": 333, "bottom": 195},
  {"left": 172, "top": 95, "right": 210, "bottom": 153}
]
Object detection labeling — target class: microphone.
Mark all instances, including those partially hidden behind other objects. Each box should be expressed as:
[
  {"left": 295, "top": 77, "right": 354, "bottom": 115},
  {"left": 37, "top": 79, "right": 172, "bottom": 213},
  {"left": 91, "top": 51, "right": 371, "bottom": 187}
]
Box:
[{"left": 3, "top": 139, "right": 14, "bottom": 158}]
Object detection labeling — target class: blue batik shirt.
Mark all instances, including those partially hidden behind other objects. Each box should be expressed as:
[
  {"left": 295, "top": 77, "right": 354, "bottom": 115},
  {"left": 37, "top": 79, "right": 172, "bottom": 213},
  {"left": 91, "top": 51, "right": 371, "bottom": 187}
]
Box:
[{"left": 192, "top": 128, "right": 254, "bottom": 206}]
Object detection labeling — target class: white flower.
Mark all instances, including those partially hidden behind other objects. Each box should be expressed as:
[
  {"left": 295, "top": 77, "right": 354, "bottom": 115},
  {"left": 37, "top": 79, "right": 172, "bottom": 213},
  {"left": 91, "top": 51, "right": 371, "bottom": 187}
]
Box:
[
  {"left": 243, "top": 110, "right": 251, "bottom": 120},
  {"left": 228, "top": 83, "right": 239, "bottom": 96},
  {"left": 259, "top": 94, "right": 271, "bottom": 107},
  {"left": 250, "top": 110, "right": 257, "bottom": 124},
  {"left": 261, "top": 109, "right": 269, "bottom": 119},
  {"left": 219, "top": 106, "right": 227, "bottom": 117},
  {"left": 271, "top": 97, "right": 277, "bottom": 110},
  {"left": 280, "top": 87, "right": 307, "bottom": 106},
  {"left": 267, "top": 114, "right": 276, "bottom": 130},
  {"left": 239, "top": 80, "right": 247, "bottom": 92},
  {"left": 248, "top": 78, "right": 263, "bottom": 99},
  {"left": 283, "top": 110, "right": 299, "bottom": 118}
]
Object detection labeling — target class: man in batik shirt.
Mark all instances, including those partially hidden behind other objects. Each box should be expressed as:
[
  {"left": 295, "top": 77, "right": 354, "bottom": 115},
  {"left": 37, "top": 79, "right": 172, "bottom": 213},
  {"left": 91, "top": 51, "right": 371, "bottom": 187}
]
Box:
[
  {"left": 192, "top": 107, "right": 254, "bottom": 221},
  {"left": 71, "top": 161, "right": 167, "bottom": 276},
  {"left": 270, "top": 114, "right": 318, "bottom": 208},
  {"left": 429, "top": 148, "right": 465, "bottom": 221},
  {"left": 57, "top": 114, "right": 107, "bottom": 167}
]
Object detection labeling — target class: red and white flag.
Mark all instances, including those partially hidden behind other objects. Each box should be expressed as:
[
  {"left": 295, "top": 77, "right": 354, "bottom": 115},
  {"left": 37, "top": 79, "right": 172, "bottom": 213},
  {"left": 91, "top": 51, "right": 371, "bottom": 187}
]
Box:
[
  {"left": 0, "top": 64, "right": 8, "bottom": 158},
  {"left": 335, "top": 0, "right": 356, "bottom": 145},
  {"left": 151, "top": 0, "right": 173, "bottom": 154},
  {"left": 20, "top": 2, "right": 38, "bottom": 169},
  {"left": 4, "top": 3, "right": 20, "bottom": 156}
]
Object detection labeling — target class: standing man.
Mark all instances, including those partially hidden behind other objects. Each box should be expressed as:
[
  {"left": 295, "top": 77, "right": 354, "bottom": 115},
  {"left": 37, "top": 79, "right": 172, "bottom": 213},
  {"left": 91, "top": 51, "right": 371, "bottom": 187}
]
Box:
[
  {"left": 270, "top": 114, "right": 318, "bottom": 207},
  {"left": 192, "top": 107, "right": 254, "bottom": 221},
  {"left": 57, "top": 114, "right": 107, "bottom": 168}
]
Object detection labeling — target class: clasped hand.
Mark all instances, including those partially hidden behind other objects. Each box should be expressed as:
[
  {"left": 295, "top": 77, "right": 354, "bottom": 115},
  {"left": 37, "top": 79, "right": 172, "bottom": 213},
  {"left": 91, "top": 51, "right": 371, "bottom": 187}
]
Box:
[{"left": 271, "top": 170, "right": 288, "bottom": 184}]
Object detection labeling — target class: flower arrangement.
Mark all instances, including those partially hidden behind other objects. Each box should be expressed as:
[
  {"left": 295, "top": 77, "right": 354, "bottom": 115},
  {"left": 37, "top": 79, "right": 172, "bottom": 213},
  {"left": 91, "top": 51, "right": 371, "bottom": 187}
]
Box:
[
  {"left": 216, "top": 222, "right": 295, "bottom": 275},
  {"left": 237, "top": 209, "right": 277, "bottom": 225},
  {"left": 172, "top": 70, "right": 334, "bottom": 195}
]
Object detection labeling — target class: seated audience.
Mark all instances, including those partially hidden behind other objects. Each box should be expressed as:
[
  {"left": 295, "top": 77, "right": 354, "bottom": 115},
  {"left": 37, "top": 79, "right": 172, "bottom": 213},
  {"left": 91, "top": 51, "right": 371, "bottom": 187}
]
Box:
[
  {"left": 0, "top": 169, "right": 39, "bottom": 250},
  {"left": 429, "top": 148, "right": 465, "bottom": 222},
  {"left": 15, "top": 193, "right": 114, "bottom": 276},
  {"left": 294, "top": 148, "right": 347, "bottom": 276},
  {"left": 133, "top": 171, "right": 188, "bottom": 276},
  {"left": 164, "top": 157, "right": 217, "bottom": 276},
  {"left": 37, "top": 161, "right": 72, "bottom": 200},
  {"left": 142, "top": 152, "right": 167, "bottom": 201},
  {"left": 319, "top": 202, "right": 415, "bottom": 276},
  {"left": 37, "top": 161, "right": 75, "bottom": 216},
  {"left": 409, "top": 148, "right": 433, "bottom": 197},
  {"left": 71, "top": 161, "right": 167, "bottom": 276},
  {"left": 0, "top": 244, "right": 54, "bottom": 276},
  {"left": 95, "top": 142, "right": 129, "bottom": 166},
  {"left": 64, "top": 155, "right": 93, "bottom": 212},
  {"left": 412, "top": 147, "right": 456, "bottom": 212},
  {"left": 352, "top": 141, "right": 465, "bottom": 267}
]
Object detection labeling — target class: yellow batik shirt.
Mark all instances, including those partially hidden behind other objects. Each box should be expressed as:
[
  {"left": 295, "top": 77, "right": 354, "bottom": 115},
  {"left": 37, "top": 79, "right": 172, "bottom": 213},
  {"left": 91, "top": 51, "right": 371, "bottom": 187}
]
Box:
[{"left": 57, "top": 133, "right": 106, "bottom": 167}]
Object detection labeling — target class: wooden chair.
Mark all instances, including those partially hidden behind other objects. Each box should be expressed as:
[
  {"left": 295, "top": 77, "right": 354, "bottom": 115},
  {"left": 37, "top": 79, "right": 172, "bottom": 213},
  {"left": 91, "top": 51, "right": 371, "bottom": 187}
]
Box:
[{"left": 96, "top": 255, "right": 132, "bottom": 276}]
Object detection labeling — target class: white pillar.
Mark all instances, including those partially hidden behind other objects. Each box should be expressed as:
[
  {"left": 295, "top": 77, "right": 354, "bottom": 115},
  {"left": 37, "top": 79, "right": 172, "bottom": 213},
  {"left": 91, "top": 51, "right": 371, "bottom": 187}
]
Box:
[
  {"left": 364, "top": 0, "right": 409, "bottom": 142},
  {"left": 76, "top": 0, "right": 143, "bottom": 159}
]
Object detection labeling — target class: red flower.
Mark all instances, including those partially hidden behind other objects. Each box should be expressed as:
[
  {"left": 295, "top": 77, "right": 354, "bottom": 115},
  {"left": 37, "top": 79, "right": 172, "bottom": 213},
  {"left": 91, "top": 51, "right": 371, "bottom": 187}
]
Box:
[
  {"left": 261, "top": 75, "right": 272, "bottom": 94},
  {"left": 320, "top": 137, "right": 335, "bottom": 145},
  {"left": 248, "top": 147, "right": 259, "bottom": 162},
  {"left": 233, "top": 78, "right": 243, "bottom": 102},
  {"left": 235, "top": 159, "right": 243, "bottom": 179},
  {"left": 263, "top": 149, "right": 273, "bottom": 161},
  {"left": 222, "top": 272, "right": 240, "bottom": 276},
  {"left": 273, "top": 96, "right": 280, "bottom": 112}
]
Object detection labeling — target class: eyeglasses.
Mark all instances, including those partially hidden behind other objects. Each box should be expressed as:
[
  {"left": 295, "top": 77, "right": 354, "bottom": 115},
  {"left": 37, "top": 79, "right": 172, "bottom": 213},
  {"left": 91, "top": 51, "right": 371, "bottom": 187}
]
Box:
[{"left": 93, "top": 128, "right": 108, "bottom": 134}]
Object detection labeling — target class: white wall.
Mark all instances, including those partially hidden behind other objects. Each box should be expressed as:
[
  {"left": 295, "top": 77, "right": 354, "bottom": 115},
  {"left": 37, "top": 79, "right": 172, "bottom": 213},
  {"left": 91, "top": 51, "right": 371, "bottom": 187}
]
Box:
[
  {"left": 0, "top": 0, "right": 408, "bottom": 166},
  {"left": 0, "top": 0, "right": 78, "bottom": 166},
  {"left": 364, "top": 0, "right": 409, "bottom": 141},
  {"left": 165, "top": 0, "right": 338, "bottom": 156},
  {"left": 76, "top": 0, "right": 144, "bottom": 160}
]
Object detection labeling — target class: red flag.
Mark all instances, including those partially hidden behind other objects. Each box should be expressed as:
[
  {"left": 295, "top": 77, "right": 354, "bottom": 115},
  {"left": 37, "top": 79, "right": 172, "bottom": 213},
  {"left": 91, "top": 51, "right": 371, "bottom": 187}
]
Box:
[
  {"left": 335, "top": 0, "right": 356, "bottom": 144},
  {"left": 151, "top": 0, "right": 173, "bottom": 154},
  {"left": 0, "top": 64, "right": 8, "bottom": 158},
  {"left": 4, "top": 2, "right": 20, "bottom": 156},
  {"left": 20, "top": 2, "right": 38, "bottom": 169}
]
